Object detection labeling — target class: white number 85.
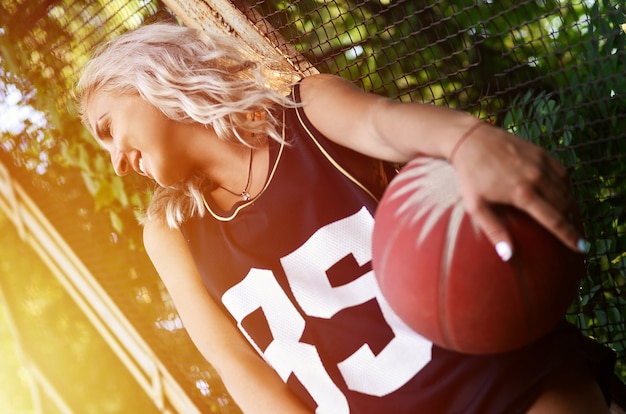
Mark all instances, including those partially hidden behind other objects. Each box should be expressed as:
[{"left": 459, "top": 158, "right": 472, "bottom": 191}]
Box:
[{"left": 222, "top": 207, "right": 432, "bottom": 414}]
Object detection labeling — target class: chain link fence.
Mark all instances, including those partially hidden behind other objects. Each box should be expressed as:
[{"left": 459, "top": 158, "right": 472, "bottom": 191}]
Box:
[{"left": 1, "top": 0, "right": 625, "bottom": 412}]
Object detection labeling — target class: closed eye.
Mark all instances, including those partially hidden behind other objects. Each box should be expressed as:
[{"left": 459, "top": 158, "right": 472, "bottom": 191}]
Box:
[{"left": 95, "top": 118, "right": 112, "bottom": 142}]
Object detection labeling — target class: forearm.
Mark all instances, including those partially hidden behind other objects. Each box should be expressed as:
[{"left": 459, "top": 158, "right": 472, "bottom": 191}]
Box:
[
  {"left": 369, "top": 98, "right": 487, "bottom": 163},
  {"left": 171, "top": 288, "right": 312, "bottom": 414},
  {"left": 181, "top": 310, "right": 310, "bottom": 413},
  {"left": 299, "top": 73, "right": 488, "bottom": 163},
  {"left": 209, "top": 344, "right": 312, "bottom": 414}
]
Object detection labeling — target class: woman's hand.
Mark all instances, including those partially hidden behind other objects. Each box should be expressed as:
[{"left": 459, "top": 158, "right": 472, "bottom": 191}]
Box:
[{"left": 449, "top": 122, "right": 588, "bottom": 261}]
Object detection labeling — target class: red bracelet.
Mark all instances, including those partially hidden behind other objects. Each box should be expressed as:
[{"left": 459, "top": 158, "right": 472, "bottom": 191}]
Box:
[{"left": 449, "top": 121, "right": 488, "bottom": 164}]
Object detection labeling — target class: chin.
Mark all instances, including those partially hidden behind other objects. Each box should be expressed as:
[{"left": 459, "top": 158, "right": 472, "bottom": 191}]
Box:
[{"left": 156, "top": 175, "right": 188, "bottom": 189}]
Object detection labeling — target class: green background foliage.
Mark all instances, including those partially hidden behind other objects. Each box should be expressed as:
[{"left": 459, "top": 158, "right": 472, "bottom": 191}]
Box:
[{"left": 503, "top": 1, "right": 626, "bottom": 378}]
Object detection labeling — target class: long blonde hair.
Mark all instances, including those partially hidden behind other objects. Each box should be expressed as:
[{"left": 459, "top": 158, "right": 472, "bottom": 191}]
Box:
[{"left": 76, "top": 23, "right": 298, "bottom": 228}]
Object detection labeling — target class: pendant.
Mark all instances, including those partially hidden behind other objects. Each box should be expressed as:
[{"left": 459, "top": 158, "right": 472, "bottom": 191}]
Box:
[{"left": 242, "top": 192, "right": 251, "bottom": 201}]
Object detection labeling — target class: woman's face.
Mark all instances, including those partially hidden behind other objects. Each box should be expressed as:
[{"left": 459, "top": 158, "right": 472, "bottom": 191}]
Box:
[{"left": 86, "top": 92, "right": 195, "bottom": 187}]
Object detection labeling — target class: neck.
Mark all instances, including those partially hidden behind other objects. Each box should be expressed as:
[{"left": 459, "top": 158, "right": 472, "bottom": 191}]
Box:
[
  {"left": 207, "top": 137, "right": 271, "bottom": 210},
  {"left": 218, "top": 146, "right": 254, "bottom": 201}
]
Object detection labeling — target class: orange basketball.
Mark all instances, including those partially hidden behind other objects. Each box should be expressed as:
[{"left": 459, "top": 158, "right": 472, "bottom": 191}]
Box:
[{"left": 372, "top": 157, "right": 585, "bottom": 354}]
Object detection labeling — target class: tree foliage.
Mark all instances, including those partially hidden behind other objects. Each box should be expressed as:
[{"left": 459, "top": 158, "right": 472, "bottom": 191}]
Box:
[
  {"left": 0, "top": 211, "right": 164, "bottom": 413},
  {"left": 503, "top": 0, "right": 626, "bottom": 379},
  {"left": 1, "top": 0, "right": 171, "bottom": 239},
  {"left": 256, "top": 0, "right": 593, "bottom": 115},
  {"left": 2, "top": 2, "right": 242, "bottom": 413}
]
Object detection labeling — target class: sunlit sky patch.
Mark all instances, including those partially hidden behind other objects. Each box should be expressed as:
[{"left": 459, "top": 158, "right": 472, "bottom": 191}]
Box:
[{"left": 0, "top": 84, "right": 47, "bottom": 135}]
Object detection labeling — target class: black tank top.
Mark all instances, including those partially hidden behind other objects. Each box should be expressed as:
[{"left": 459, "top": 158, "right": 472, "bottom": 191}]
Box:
[{"left": 180, "top": 84, "right": 614, "bottom": 413}]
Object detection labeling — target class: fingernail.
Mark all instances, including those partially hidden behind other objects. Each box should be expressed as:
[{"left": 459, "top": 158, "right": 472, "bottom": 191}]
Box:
[
  {"left": 577, "top": 238, "right": 590, "bottom": 254},
  {"left": 495, "top": 241, "right": 513, "bottom": 262}
]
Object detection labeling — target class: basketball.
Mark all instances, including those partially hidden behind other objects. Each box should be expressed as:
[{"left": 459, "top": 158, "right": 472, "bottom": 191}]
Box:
[{"left": 372, "top": 157, "right": 585, "bottom": 354}]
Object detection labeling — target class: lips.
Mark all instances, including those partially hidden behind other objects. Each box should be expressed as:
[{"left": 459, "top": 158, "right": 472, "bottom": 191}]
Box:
[{"left": 133, "top": 154, "right": 149, "bottom": 178}]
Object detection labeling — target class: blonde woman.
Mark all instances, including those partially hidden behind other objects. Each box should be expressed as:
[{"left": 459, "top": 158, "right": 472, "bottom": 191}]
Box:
[{"left": 77, "top": 23, "right": 615, "bottom": 413}]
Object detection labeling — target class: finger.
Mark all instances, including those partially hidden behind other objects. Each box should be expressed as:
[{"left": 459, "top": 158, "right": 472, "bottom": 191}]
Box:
[
  {"left": 541, "top": 160, "right": 585, "bottom": 246},
  {"left": 545, "top": 151, "right": 569, "bottom": 181},
  {"left": 538, "top": 182, "right": 574, "bottom": 219},
  {"left": 513, "top": 195, "right": 588, "bottom": 254},
  {"left": 519, "top": 153, "right": 571, "bottom": 212},
  {"left": 508, "top": 160, "right": 585, "bottom": 252},
  {"left": 470, "top": 201, "right": 514, "bottom": 262},
  {"left": 541, "top": 160, "right": 572, "bottom": 206}
]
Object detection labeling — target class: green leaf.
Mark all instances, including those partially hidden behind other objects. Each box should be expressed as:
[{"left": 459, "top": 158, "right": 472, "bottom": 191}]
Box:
[
  {"left": 109, "top": 210, "right": 124, "bottom": 234},
  {"left": 110, "top": 176, "right": 129, "bottom": 208}
]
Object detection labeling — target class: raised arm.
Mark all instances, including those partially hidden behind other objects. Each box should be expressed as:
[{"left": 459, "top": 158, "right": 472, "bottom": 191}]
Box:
[
  {"left": 299, "top": 74, "right": 586, "bottom": 260},
  {"left": 143, "top": 219, "right": 311, "bottom": 414}
]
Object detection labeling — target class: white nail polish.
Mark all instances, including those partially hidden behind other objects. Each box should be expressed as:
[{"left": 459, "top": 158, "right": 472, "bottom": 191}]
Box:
[{"left": 496, "top": 241, "right": 513, "bottom": 262}]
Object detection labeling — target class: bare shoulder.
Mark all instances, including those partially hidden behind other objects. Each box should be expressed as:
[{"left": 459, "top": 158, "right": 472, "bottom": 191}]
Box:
[
  {"left": 298, "top": 74, "right": 399, "bottom": 160},
  {"left": 299, "top": 73, "right": 367, "bottom": 102},
  {"left": 143, "top": 218, "right": 180, "bottom": 253},
  {"left": 299, "top": 72, "right": 345, "bottom": 87},
  {"left": 142, "top": 218, "right": 194, "bottom": 285}
]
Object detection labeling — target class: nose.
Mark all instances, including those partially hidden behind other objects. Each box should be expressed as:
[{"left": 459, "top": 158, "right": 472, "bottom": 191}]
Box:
[{"left": 111, "top": 148, "right": 131, "bottom": 176}]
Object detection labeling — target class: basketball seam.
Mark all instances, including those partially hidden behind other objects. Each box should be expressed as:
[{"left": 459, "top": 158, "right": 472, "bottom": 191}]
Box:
[{"left": 438, "top": 202, "right": 466, "bottom": 350}]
